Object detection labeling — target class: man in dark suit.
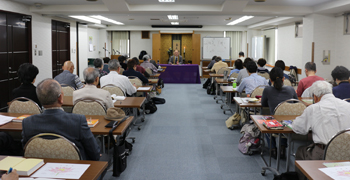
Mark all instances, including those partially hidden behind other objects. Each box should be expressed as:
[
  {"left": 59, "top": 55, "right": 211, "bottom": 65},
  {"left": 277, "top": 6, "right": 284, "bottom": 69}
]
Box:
[
  {"left": 123, "top": 59, "right": 149, "bottom": 84},
  {"left": 168, "top": 50, "right": 183, "bottom": 64},
  {"left": 21, "top": 79, "right": 100, "bottom": 161}
]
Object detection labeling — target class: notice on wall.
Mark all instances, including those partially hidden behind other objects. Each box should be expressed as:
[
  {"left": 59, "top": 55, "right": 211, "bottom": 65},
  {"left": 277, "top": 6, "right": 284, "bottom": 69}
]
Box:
[{"left": 322, "top": 50, "right": 330, "bottom": 65}]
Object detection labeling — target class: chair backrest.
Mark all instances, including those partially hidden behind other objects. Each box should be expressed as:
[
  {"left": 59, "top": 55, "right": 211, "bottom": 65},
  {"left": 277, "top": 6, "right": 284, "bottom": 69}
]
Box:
[
  {"left": 284, "top": 79, "right": 292, "bottom": 86},
  {"left": 119, "top": 68, "right": 124, "bottom": 75},
  {"left": 217, "top": 67, "right": 230, "bottom": 75},
  {"left": 301, "top": 87, "right": 312, "bottom": 98},
  {"left": 72, "top": 99, "right": 107, "bottom": 115},
  {"left": 61, "top": 85, "right": 75, "bottom": 96},
  {"left": 257, "top": 72, "right": 270, "bottom": 80},
  {"left": 274, "top": 99, "right": 307, "bottom": 115},
  {"left": 324, "top": 129, "right": 350, "bottom": 160},
  {"left": 101, "top": 85, "right": 125, "bottom": 96},
  {"left": 8, "top": 97, "right": 42, "bottom": 114},
  {"left": 129, "top": 77, "right": 143, "bottom": 86},
  {"left": 145, "top": 68, "right": 153, "bottom": 75},
  {"left": 250, "top": 85, "right": 267, "bottom": 98},
  {"left": 24, "top": 133, "right": 82, "bottom": 160},
  {"left": 230, "top": 73, "right": 239, "bottom": 78}
]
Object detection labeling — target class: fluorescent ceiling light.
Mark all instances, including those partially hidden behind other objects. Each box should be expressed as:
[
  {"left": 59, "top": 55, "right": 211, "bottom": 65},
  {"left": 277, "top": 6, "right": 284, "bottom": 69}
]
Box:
[
  {"left": 159, "top": 0, "right": 175, "bottom": 2},
  {"left": 171, "top": 22, "right": 179, "bottom": 25},
  {"left": 227, "top": 16, "right": 254, "bottom": 25},
  {"left": 69, "top": 16, "right": 101, "bottom": 24},
  {"left": 90, "top": 15, "right": 124, "bottom": 25},
  {"left": 167, "top": 15, "right": 178, "bottom": 20}
]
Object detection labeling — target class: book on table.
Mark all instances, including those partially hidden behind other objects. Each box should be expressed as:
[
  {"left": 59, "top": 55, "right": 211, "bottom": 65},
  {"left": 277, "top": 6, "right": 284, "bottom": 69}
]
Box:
[
  {"left": 0, "top": 156, "right": 44, "bottom": 176},
  {"left": 86, "top": 119, "right": 99, "bottom": 127},
  {"left": 12, "top": 115, "right": 31, "bottom": 122},
  {"left": 262, "top": 120, "right": 284, "bottom": 130},
  {"left": 282, "top": 120, "right": 293, "bottom": 129}
]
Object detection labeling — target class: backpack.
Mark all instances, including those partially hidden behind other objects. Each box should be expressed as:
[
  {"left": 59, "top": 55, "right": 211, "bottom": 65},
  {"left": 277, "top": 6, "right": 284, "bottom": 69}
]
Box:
[
  {"left": 206, "top": 81, "right": 216, "bottom": 95},
  {"left": 238, "top": 124, "right": 261, "bottom": 155},
  {"left": 158, "top": 78, "right": 164, "bottom": 88},
  {"left": 225, "top": 112, "right": 241, "bottom": 129},
  {"left": 145, "top": 100, "right": 157, "bottom": 114},
  {"left": 151, "top": 97, "right": 166, "bottom": 104},
  {"left": 288, "top": 66, "right": 298, "bottom": 85}
]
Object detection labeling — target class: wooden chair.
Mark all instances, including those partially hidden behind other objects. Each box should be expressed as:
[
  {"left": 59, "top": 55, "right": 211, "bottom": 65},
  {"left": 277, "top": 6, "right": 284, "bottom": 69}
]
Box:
[
  {"left": 258, "top": 72, "right": 270, "bottom": 80},
  {"left": 145, "top": 68, "right": 153, "bottom": 76},
  {"left": 284, "top": 79, "right": 292, "bottom": 86},
  {"left": 24, "top": 133, "right": 82, "bottom": 160},
  {"left": 324, "top": 128, "right": 350, "bottom": 160},
  {"left": 217, "top": 67, "right": 230, "bottom": 75},
  {"left": 230, "top": 73, "right": 239, "bottom": 79},
  {"left": 8, "top": 97, "right": 42, "bottom": 114},
  {"left": 129, "top": 77, "right": 143, "bottom": 86},
  {"left": 61, "top": 84, "right": 75, "bottom": 96},
  {"left": 102, "top": 84, "right": 125, "bottom": 96},
  {"left": 274, "top": 99, "right": 306, "bottom": 116},
  {"left": 250, "top": 85, "right": 267, "bottom": 98},
  {"left": 72, "top": 99, "right": 107, "bottom": 116}
]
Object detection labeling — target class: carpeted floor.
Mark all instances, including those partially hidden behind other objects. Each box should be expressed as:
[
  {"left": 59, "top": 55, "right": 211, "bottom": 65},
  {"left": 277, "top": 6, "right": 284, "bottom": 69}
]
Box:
[{"left": 104, "top": 80, "right": 297, "bottom": 179}]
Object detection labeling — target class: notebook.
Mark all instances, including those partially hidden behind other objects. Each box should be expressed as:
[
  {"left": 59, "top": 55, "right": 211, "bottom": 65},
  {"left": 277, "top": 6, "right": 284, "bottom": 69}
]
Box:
[
  {"left": 282, "top": 120, "right": 293, "bottom": 129},
  {"left": 262, "top": 120, "right": 284, "bottom": 130},
  {"left": 0, "top": 156, "right": 44, "bottom": 176},
  {"left": 0, "top": 115, "right": 15, "bottom": 125},
  {"left": 12, "top": 115, "right": 31, "bottom": 122}
]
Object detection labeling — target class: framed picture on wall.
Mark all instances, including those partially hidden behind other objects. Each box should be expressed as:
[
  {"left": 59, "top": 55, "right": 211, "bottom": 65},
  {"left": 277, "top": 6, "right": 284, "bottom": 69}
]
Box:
[{"left": 172, "top": 40, "right": 181, "bottom": 54}]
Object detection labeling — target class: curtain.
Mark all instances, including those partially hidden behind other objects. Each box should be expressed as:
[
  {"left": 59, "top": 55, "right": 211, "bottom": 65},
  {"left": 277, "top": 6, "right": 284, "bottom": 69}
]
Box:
[
  {"left": 226, "top": 31, "right": 242, "bottom": 60},
  {"left": 112, "top": 31, "right": 129, "bottom": 55}
]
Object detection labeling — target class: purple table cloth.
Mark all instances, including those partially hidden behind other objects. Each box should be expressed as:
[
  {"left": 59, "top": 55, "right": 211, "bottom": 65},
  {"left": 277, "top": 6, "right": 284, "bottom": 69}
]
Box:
[{"left": 158, "top": 64, "right": 201, "bottom": 84}]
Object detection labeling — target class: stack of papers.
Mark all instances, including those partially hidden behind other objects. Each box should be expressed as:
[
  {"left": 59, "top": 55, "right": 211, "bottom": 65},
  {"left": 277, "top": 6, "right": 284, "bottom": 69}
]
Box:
[
  {"left": 31, "top": 163, "right": 90, "bottom": 179},
  {"left": 0, "top": 115, "right": 15, "bottom": 125},
  {"left": 320, "top": 164, "right": 350, "bottom": 180},
  {"left": 138, "top": 87, "right": 151, "bottom": 91}
]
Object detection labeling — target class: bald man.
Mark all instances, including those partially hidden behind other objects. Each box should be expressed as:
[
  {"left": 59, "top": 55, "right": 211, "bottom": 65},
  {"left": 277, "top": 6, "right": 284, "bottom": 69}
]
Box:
[
  {"left": 73, "top": 67, "right": 113, "bottom": 109},
  {"left": 54, "top": 61, "right": 84, "bottom": 89},
  {"left": 22, "top": 79, "right": 100, "bottom": 160},
  {"left": 168, "top": 50, "right": 183, "bottom": 64}
]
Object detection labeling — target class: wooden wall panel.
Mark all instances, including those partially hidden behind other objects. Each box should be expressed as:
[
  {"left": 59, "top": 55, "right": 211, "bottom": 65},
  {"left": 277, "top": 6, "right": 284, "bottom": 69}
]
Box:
[
  {"left": 160, "top": 34, "right": 172, "bottom": 64},
  {"left": 152, "top": 33, "right": 161, "bottom": 62},
  {"left": 192, "top": 34, "right": 201, "bottom": 65},
  {"left": 181, "top": 34, "right": 192, "bottom": 63}
]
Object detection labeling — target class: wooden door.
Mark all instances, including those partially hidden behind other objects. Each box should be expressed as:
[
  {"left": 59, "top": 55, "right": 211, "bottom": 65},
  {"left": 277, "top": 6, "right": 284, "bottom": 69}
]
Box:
[
  {"left": 152, "top": 33, "right": 161, "bottom": 63},
  {"left": 0, "top": 11, "right": 32, "bottom": 110},
  {"left": 192, "top": 34, "right": 201, "bottom": 65},
  {"left": 52, "top": 20, "right": 70, "bottom": 78}
]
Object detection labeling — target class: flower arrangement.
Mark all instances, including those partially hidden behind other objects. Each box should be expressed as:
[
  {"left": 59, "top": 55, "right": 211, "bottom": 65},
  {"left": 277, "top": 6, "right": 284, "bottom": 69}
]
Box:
[{"left": 167, "top": 47, "right": 172, "bottom": 57}]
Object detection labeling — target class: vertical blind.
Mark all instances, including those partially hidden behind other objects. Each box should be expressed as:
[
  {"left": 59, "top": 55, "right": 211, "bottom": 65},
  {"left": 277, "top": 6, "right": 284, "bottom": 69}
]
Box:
[
  {"left": 226, "top": 31, "right": 242, "bottom": 59},
  {"left": 112, "top": 31, "right": 129, "bottom": 55}
]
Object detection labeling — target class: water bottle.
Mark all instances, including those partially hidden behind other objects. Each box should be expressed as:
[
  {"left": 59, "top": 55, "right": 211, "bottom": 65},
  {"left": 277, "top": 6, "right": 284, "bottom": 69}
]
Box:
[{"left": 232, "top": 80, "right": 237, "bottom": 88}]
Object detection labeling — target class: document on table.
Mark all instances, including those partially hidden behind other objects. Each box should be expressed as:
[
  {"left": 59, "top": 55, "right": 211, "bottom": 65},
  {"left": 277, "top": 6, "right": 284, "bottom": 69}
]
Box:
[
  {"left": 323, "top": 162, "right": 350, "bottom": 167},
  {"left": 0, "top": 115, "right": 15, "bottom": 125},
  {"left": 138, "top": 87, "right": 151, "bottom": 91},
  {"left": 319, "top": 166, "right": 350, "bottom": 180},
  {"left": 31, "top": 163, "right": 90, "bottom": 179}
]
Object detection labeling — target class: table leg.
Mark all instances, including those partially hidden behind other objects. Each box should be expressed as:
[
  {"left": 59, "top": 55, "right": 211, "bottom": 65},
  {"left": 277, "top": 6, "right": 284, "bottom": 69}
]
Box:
[
  {"left": 102, "top": 136, "right": 105, "bottom": 154},
  {"left": 286, "top": 133, "right": 292, "bottom": 172},
  {"left": 132, "top": 107, "right": 141, "bottom": 130},
  {"left": 276, "top": 133, "right": 281, "bottom": 172},
  {"left": 214, "top": 80, "right": 218, "bottom": 100}
]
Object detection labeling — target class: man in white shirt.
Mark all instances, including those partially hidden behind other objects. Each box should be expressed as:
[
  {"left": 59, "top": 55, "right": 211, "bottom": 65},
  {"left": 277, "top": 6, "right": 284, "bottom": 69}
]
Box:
[
  {"left": 73, "top": 67, "right": 114, "bottom": 109},
  {"left": 100, "top": 59, "right": 137, "bottom": 96},
  {"left": 293, "top": 80, "right": 350, "bottom": 180}
]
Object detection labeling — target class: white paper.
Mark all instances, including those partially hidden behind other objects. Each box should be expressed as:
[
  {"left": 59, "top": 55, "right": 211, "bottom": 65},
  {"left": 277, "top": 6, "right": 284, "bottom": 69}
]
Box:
[
  {"left": 319, "top": 166, "right": 350, "bottom": 180},
  {"left": 31, "top": 163, "right": 90, "bottom": 179},
  {"left": 19, "top": 178, "right": 35, "bottom": 180},
  {"left": 111, "top": 94, "right": 126, "bottom": 101},
  {"left": 0, "top": 115, "right": 15, "bottom": 125},
  {"left": 137, "top": 87, "right": 151, "bottom": 91}
]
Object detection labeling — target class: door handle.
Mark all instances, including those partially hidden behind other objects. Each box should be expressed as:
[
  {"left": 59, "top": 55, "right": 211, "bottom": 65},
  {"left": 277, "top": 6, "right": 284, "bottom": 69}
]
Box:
[{"left": 9, "top": 71, "right": 17, "bottom": 74}]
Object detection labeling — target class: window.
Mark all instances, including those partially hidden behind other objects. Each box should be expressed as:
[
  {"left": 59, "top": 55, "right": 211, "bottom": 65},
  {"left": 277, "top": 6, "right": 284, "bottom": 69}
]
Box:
[
  {"left": 295, "top": 23, "right": 303, "bottom": 38},
  {"left": 112, "top": 31, "right": 129, "bottom": 56}
]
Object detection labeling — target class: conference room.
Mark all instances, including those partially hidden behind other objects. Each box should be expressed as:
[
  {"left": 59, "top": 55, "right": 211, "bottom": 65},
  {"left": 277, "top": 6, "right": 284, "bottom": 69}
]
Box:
[{"left": 1, "top": 0, "right": 350, "bottom": 179}]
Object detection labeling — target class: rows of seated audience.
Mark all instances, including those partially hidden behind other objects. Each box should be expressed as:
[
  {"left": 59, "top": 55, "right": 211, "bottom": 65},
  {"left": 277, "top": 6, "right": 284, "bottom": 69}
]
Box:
[{"left": 206, "top": 52, "right": 350, "bottom": 179}]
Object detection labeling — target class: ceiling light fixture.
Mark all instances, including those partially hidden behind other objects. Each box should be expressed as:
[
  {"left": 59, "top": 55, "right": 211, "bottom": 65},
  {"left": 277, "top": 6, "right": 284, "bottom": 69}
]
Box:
[
  {"left": 171, "top": 22, "right": 179, "bottom": 25},
  {"left": 167, "top": 15, "right": 178, "bottom": 20},
  {"left": 227, "top": 16, "right": 254, "bottom": 25},
  {"left": 159, "top": 0, "right": 175, "bottom": 2},
  {"left": 69, "top": 16, "right": 101, "bottom": 24},
  {"left": 90, "top": 15, "right": 124, "bottom": 25}
]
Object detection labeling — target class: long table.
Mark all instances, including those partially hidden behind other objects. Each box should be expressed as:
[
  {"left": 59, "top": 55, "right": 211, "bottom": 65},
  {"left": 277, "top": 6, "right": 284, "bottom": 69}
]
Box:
[
  {"left": 0, "top": 156, "right": 107, "bottom": 180},
  {"left": 296, "top": 160, "right": 348, "bottom": 180},
  {"left": 158, "top": 64, "right": 201, "bottom": 83}
]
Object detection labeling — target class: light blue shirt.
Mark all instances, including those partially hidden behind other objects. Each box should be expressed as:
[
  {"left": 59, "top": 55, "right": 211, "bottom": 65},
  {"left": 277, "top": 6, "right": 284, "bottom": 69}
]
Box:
[
  {"left": 229, "top": 69, "right": 240, "bottom": 76},
  {"left": 237, "top": 73, "right": 268, "bottom": 94}
]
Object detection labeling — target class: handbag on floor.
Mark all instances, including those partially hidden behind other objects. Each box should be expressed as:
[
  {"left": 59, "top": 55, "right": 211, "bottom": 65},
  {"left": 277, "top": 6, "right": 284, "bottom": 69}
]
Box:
[
  {"left": 238, "top": 124, "right": 260, "bottom": 155},
  {"left": 225, "top": 112, "right": 241, "bottom": 129},
  {"left": 151, "top": 97, "right": 166, "bottom": 104},
  {"left": 145, "top": 100, "right": 157, "bottom": 114}
]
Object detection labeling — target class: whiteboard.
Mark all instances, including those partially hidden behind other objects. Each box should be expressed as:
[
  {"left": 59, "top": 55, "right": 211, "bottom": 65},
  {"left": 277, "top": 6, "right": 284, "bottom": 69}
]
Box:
[{"left": 202, "top": 37, "right": 231, "bottom": 60}]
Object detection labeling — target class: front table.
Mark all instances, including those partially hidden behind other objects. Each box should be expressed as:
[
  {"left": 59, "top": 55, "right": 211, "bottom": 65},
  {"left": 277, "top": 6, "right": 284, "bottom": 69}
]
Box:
[{"left": 158, "top": 64, "right": 200, "bottom": 83}]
